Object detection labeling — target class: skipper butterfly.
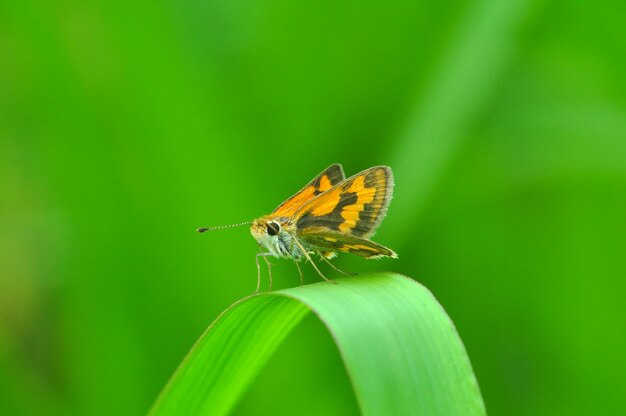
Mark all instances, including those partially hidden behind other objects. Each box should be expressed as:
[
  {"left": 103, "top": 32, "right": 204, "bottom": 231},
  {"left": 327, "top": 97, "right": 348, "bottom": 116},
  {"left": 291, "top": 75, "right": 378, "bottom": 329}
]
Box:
[{"left": 198, "top": 164, "right": 397, "bottom": 291}]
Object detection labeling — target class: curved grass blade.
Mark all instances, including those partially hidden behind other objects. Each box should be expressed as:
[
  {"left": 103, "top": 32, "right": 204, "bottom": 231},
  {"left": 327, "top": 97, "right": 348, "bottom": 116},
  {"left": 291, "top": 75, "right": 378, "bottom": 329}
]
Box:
[{"left": 150, "top": 273, "right": 486, "bottom": 415}]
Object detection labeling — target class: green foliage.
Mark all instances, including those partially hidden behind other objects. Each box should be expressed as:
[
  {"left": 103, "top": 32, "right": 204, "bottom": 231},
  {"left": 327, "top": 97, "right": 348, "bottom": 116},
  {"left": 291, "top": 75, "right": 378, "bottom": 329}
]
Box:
[
  {"left": 151, "top": 274, "right": 485, "bottom": 416},
  {"left": 1, "top": 0, "right": 625, "bottom": 415}
]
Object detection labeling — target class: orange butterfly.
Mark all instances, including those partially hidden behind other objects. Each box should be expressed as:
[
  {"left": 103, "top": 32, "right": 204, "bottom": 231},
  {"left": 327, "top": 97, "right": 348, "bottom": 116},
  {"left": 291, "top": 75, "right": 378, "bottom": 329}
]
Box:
[{"left": 198, "top": 164, "right": 397, "bottom": 291}]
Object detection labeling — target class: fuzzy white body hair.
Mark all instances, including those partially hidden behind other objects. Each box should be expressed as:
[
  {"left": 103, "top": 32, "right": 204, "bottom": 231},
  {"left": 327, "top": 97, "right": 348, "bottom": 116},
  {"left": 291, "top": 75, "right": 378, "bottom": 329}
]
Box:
[{"left": 250, "top": 218, "right": 308, "bottom": 260}]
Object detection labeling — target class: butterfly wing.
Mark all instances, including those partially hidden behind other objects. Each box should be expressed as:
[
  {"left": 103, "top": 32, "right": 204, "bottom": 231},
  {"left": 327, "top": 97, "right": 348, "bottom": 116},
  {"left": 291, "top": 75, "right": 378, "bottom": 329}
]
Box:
[
  {"left": 293, "top": 166, "right": 393, "bottom": 239},
  {"left": 301, "top": 231, "right": 397, "bottom": 259},
  {"left": 272, "top": 163, "right": 345, "bottom": 218}
]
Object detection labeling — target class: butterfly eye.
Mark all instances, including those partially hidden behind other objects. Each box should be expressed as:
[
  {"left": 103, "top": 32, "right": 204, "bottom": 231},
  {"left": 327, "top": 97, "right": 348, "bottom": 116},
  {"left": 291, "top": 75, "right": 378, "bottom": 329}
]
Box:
[{"left": 266, "top": 221, "right": 280, "bottom": 236}]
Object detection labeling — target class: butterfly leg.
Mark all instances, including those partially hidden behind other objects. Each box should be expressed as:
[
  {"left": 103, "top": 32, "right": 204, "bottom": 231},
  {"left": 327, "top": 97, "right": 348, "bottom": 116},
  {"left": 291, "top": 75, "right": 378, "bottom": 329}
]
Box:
[
  {"left": 291, "top": 237, "right": 336, "bottom": 284},
  {"left": 305, "top": 255, "right": 330, "bottom": 283},
  {"left": 295, "top": 260, "right": 304, "bottom": 285},
  {"left": 255, "top": 252, "right": 273, "bottom": 292},
  {"left": 263, "top": 255, "right": 273, "bottom": 292},
  {"left": 318, "top": 253, "right": 356, "bottom": 276}
]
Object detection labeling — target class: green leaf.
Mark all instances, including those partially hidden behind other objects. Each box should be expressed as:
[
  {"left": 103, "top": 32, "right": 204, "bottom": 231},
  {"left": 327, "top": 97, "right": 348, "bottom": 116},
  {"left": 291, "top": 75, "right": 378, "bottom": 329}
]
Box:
[
  {"left": 150, "top": 273, "right": 486, "bottom": 415},
  {"left": 386, "top": 0, "right": 532, "bottom": 243}
]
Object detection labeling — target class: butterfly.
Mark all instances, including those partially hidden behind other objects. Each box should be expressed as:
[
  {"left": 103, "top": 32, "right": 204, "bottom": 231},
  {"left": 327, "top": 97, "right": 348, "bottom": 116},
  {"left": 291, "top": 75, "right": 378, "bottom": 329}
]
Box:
[{"left": 198, "top": 164, "right": 397, "bottom": 292}]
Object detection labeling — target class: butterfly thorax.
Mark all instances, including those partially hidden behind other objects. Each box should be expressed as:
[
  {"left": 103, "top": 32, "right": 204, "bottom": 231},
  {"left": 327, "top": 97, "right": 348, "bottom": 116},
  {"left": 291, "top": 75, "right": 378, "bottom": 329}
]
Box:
[{"left": 250, "top": 215, "right": 307, "bottom": 260}]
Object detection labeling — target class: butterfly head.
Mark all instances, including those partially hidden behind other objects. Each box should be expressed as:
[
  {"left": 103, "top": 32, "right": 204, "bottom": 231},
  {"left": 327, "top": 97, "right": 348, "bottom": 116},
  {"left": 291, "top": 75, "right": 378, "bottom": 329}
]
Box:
[
  {"left": 250, "top": 215, "right": 281, "bottom": 241},
  {"left": 250, "top": 216, "right": 296, "bottom": 258}
]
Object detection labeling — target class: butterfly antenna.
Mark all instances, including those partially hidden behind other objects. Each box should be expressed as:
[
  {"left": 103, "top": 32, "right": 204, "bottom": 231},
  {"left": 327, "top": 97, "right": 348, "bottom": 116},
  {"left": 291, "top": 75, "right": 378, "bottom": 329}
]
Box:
[{"left": 196, "top": 221, "right": 252, "bottom": 233}]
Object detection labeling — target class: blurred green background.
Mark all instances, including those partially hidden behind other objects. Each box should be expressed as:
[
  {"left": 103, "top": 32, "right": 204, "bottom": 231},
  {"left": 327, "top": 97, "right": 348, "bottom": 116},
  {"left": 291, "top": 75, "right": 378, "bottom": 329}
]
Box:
[{"left": 1, "top": 0, "right": 625, "bottom": 414}]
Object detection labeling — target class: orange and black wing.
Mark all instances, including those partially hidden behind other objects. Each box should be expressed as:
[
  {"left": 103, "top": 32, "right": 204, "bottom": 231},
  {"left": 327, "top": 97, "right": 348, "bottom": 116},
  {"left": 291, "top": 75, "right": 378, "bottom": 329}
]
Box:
[
  {"left": 272, "top": 163, "right": 345, "bottom": 218},
  {"left": 301, "top": 231, "right": 397, "bottom": 259},
  {"left": 293, "top": 166, "right": 393, "bottom": 239}
]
